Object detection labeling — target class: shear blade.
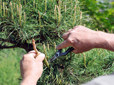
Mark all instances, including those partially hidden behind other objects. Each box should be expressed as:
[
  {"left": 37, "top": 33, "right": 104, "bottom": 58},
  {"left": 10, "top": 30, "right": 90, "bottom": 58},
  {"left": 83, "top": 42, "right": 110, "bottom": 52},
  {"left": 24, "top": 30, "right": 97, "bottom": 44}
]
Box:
[
  {"left": 49, "top": 51, "right": 60, "bottom": 62},
  {"left": 49, "top": 56, "right": 57, "bottom": 62}
]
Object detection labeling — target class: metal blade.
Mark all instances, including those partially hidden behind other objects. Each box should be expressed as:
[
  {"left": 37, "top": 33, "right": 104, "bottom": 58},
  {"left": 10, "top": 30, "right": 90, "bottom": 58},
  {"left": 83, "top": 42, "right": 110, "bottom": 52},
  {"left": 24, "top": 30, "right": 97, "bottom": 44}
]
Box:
[
  {"left": 49, "top": 55, "right": 57, "bottom": 62},
  {"left": 49, "top": 51, "right": 60, "bottom": 62}
]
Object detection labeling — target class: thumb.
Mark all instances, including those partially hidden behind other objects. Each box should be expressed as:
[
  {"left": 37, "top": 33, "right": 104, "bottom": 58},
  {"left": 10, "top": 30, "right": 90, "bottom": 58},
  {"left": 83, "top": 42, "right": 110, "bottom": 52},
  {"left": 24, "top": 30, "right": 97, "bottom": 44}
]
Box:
[
  {"left": 36, "top": 53, "right": 45, "bottom": 62},
  {"left": 56, "top": 40, "right": 71, "bottom": 49}
]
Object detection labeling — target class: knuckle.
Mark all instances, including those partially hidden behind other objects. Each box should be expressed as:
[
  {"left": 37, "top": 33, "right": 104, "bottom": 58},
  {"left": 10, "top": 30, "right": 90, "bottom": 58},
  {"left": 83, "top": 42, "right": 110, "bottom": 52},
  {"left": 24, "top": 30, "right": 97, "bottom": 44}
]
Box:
[
  {"left": 77, "top": 25, "right": 82, "bottom": 28},
  {"left": 38, "top": 53, "right": 45, "bottom": 60},
  {"left": 70, "top": 30, "right": 75, "bottom": 34},
  {"left": 68, "top": 29, "right": 72, "bottom": 32},
  {"left": 23, "top": 54, "right": 28, "bottom": 59},
  {"left": 67, "top": 38, "right": 74, "bottom": 44},
  {"left": 41, "top": 53, "right": 45, "bottom": 58},
  {"left": 67, "top": 38, "right": 71, "bottom": 43},
  {"left": 74, "top": 25, "right": 82, "bottom": 29}
]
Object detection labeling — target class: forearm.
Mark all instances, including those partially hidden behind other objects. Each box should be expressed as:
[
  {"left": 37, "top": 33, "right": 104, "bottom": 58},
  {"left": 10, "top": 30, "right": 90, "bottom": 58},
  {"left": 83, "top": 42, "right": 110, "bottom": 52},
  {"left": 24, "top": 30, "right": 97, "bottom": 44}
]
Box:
[{"left": 95, "top": 31, "right": 114, "bottom": 51}]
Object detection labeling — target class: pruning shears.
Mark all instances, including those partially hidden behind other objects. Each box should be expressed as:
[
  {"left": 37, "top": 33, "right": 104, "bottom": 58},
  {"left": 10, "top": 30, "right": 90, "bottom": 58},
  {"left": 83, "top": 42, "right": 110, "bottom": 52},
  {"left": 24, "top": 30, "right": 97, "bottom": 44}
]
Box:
[{"left": 49, "top": 47, "right": 74, "bottom": 62}]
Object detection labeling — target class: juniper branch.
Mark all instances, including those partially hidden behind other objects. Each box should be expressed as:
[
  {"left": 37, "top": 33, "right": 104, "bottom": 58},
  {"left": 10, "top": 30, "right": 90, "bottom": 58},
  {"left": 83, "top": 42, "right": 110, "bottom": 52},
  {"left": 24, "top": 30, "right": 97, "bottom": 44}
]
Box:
[
  {"left": 0, "top": 44, "right": 17, "bottom": 49},
  {"left": 0, "top": 38, "right": 16, "bottom": 44}
]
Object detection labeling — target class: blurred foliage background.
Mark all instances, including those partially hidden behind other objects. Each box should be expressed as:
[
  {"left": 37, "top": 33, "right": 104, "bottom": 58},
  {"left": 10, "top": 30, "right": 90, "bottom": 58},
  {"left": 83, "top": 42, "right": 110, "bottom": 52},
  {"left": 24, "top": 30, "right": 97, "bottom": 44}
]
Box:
[
  {"left": 79, "top": 0, "right": 114, "bottom": 31},
  {"left": 0, "top": 0, "right": 114, "bottom": 85}
]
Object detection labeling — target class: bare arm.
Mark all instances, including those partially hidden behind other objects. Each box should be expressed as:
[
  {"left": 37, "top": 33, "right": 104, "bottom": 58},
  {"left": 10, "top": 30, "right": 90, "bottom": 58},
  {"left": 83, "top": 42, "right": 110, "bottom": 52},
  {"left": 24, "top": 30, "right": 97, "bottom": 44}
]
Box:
[
  {"left": 57, "top": 26, "right": 114, "bottom": 53},
  {"left": 96, "top": 31, "right": 114, "bottom": 51}
]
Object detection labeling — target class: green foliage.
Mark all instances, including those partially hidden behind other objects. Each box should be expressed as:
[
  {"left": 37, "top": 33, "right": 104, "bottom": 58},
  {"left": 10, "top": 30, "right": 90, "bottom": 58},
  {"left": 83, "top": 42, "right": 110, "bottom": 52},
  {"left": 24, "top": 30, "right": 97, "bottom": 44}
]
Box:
[
  {"left": 79, "top": 0, "right": 114, "bottom": 31},
  {"left": 0, "top": 48, "right": 26, "bottom": 85},
  {"left": 0, "top": 0, "right": 83, "bottom": 44}
]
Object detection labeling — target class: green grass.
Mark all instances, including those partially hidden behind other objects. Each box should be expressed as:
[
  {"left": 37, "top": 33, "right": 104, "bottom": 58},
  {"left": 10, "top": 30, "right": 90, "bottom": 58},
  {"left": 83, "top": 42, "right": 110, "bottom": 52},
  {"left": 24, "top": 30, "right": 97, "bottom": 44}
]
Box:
[
  {"left": 0, "top": 48, "right": 26, "bottom": 85},
  {"left": 0, "top": 47, "right": 113, "bottom": 85},
  {"left": 71, "top": 49, "right": 114, "bottom": 84}
]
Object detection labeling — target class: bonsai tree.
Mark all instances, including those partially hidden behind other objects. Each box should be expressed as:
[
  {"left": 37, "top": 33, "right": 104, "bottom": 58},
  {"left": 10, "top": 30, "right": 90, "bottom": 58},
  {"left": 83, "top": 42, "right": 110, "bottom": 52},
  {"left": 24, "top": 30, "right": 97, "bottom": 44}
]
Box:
[
  {"left": 0, "top": 0, "right": 83, "bottom": 52},
  {"left": 0, "top": 0, "right": 87, "bottom": 84}
]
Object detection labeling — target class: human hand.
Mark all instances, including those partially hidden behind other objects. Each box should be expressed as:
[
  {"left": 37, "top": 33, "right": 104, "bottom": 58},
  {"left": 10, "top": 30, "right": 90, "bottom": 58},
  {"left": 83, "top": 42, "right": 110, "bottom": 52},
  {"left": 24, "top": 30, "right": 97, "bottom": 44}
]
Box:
[
  {"left": 20, "top": 50, "right": 45, "bottom": 85},
  {"left": 57, "top": 25, "right": 105, "bottom": 53}
]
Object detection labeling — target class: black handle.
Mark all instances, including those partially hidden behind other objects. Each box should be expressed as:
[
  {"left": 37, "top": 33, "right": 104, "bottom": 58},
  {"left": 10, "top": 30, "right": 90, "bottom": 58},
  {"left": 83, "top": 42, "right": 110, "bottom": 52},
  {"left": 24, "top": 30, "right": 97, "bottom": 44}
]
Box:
[{"left": 60, "top": 47, "right": 74, "bottom": 56}]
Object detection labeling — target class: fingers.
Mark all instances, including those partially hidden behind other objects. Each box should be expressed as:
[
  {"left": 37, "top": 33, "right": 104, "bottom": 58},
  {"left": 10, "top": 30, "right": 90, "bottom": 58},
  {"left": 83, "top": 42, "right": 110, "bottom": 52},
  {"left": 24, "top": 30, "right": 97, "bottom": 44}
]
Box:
[
  {"left": 72, "top": 50, "right": 79, "bottom": 54},
  {"left": 73, "top": 49, "right": 85, "bottom": 54},
  {"left": 22, "top": 51, "right": 45, "bottom": 62},
  {"left": 28, "top": 50, "right": 36, "bottom": 53},
  {"left": 28, "top": 50, "right": 41, "bottom": 54},
  {"left": 62, "top": 29, "right": 72, "bottom": 40},
  {"left": 23, "top": 52, "right": 36, "bottom": 59},
  {"left": 23, "top": 50, "right": 41, "bottom": 60},
  {"left": 36, "top": 53, "right": 45, "bottom": 62},
  {"left": 56, "top": 40, "right": 71, "bottom": 49},
  {"left": 62, "top": 32, "right": 70, "bottom": 40}
]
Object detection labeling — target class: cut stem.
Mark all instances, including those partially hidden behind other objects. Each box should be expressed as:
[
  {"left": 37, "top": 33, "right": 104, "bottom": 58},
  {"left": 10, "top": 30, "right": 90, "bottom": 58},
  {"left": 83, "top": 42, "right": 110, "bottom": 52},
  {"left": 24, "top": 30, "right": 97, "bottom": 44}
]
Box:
[
  {"left": 32, "top": 39, "right": 50, "bottom": 68},
  {"left": 32, "top": 39, "right": 39, "bottom": 58}
]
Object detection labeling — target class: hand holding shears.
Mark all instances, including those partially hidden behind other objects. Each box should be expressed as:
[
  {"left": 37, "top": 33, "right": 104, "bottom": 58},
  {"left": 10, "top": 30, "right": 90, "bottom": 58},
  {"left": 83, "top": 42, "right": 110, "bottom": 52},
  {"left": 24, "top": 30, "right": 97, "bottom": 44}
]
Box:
[{"left": 49, "top": 47, "right": 74, "bottom": 62}]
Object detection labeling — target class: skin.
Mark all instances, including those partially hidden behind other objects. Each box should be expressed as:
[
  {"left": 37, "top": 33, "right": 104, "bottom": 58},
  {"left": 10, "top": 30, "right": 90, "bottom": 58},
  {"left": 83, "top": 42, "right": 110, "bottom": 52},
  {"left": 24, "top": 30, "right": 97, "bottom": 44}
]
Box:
[
  {"left": 20, "top": 51, "right": 45, "bottom": 85},
  {"left": 20, "top": 25, "right": 114, "bottom": 85},
  {"left": 57, "top": 25, "right": 114, "bottom": 53}
]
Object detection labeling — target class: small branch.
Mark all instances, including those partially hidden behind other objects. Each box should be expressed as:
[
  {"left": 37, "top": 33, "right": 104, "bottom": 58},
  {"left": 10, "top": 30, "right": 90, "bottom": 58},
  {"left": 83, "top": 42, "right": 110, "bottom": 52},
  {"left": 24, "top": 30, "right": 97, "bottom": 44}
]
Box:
[
  {"left": 32, "top": 39, "right": 39, "bottom": 58},
  {"left": 0, "top": 38, "right": 16, "bottom": 44},
  {"left": 0, "top": 44, "right": 17, "bottom": 49},
  {"left": 32, "top": 39, "right": 50, "bottom": 68},
  {"left": 0, "top": 38, "right": 9, "bottom": 42},
  {"left": 0, "top": 38, "right": 34, "bottom": 52}
]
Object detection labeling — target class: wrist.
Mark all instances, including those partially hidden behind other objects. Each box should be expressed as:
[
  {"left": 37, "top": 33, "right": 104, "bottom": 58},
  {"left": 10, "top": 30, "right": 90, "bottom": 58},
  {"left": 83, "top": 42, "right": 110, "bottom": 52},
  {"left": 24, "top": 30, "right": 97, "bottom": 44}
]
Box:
[
  {"left": 94, "top": 31, "right": 108, "bottom": 49},
  {"left": 21, "top": 77, "right": 37, "bottom": 85}
]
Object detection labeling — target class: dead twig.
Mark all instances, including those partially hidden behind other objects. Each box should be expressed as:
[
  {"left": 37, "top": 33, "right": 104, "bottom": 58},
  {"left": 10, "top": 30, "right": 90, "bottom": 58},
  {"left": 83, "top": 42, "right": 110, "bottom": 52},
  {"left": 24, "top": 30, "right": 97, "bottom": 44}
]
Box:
[
  {"left": 32, "top": 39, "right": 50, "bottom": 68},
  {"left": 32, "top": 39, "right": 39, "bottom": 58}
]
